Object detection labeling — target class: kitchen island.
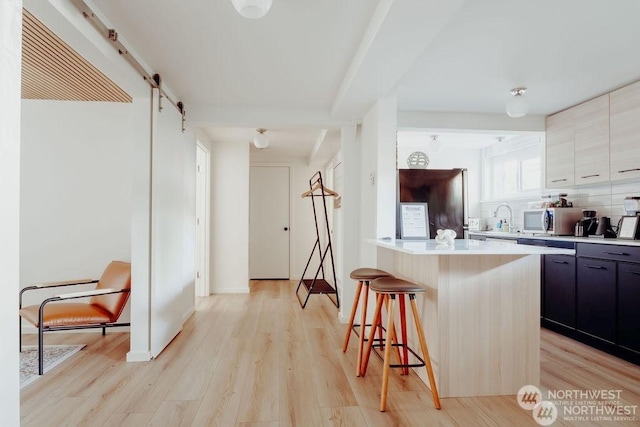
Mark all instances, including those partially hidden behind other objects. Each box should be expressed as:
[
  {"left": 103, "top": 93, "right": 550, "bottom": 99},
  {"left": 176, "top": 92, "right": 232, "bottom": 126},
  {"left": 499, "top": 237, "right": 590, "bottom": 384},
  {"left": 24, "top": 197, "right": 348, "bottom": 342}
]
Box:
[{"left": 369, "top": 238, "right": 574, "bottom": 398}]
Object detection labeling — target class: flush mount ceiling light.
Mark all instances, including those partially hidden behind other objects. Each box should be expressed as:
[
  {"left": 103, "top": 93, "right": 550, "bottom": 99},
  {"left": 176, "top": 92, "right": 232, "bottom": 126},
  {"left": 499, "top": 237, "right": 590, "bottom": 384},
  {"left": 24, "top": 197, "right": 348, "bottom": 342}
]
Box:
[
  {"left": 253, "top": 128, "right": 269, "bottom": 149},
  {"left": 506, "top": 87, "right": 529, "bottom": 118},
  {"left": 231, "top": 0, "right": 272, "bottom": 19}
]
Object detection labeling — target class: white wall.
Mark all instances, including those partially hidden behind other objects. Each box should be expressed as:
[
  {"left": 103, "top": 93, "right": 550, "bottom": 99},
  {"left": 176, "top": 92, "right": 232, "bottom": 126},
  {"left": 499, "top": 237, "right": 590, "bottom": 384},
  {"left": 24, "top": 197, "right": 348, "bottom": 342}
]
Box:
[
  {"left": 337, "top": 125, "right": 360, "bottom": 322},
  {"left": 20, "top": 101, "right": 133, "bottom": 317},
  {"left": 0, "top": 0, "right": 22, "bottom": 424},
  {"left": 208, "top": 136, "right": 250, "bottom": 293},
  {"left": 359, "top": 98, "right": 398, "bottom": 267}
]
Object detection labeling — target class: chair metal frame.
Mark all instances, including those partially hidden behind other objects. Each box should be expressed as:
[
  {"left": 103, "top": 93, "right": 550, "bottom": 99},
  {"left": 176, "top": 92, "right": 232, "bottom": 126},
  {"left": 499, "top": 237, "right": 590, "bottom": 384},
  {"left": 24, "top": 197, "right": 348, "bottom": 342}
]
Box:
[{"left": 19, "top": 279, "right": 130, "bottom": 375}]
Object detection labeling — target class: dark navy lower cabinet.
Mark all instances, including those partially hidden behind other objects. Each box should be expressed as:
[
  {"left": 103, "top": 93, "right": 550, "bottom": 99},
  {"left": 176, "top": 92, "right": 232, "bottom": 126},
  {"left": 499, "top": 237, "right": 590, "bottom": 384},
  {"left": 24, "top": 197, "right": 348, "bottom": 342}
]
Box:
[
  {"left": 617, "top": 262, "right": 640, "bottom": 354},
  {"left": 576, "top": 257, "right": 616, "bottom": 343},
  {"left": 543, "top": 254, "right": 576, "bottom": 329}
]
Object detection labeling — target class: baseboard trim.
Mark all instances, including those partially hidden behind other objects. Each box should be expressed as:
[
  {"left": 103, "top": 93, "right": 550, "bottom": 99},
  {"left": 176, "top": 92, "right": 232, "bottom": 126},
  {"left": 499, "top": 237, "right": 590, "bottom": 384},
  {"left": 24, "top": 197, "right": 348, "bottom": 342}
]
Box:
[
  {"left": 182, "top": 308, "right": 195, "bottom": 323},
  {"left": 126, "top": 351, "right": 152, "bottom": 362},
  {"left": 338, "top": 312, "right": 349, "bottom": 324},
  {"left": 211, "top": 287, "right": 250, "bottom": 294}
]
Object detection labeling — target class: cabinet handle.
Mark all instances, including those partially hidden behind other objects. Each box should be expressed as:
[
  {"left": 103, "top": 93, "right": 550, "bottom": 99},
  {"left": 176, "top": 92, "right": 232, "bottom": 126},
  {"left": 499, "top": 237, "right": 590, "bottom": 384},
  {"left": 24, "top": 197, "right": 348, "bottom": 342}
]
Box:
[
  {"left": 628, "top": 270, "right": 640, "bottom": 276},
  {"left": 618, "top": 168, "right": 640, "bottom": 173},
  {"left": 580, "top": 174, "right": 600, "bottom": 179},
  {"left": 551, "top": 178, "right": 567, "bottom": 183},
  {"left": 585, "top": 265, "right": 606, "bottom": 270},
  {"left": 552, "top": 260, "right": 569, "bottom": 264},
  {"left": 605, "top": 251, "right": 629, "bottom": 256}
]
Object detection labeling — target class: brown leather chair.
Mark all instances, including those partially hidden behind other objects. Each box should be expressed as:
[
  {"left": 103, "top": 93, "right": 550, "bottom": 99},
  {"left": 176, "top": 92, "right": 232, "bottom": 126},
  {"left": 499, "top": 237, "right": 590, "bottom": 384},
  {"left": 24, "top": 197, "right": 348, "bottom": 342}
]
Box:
[{"left": 19, "top": 261, "right": 131, "bottom": 375}]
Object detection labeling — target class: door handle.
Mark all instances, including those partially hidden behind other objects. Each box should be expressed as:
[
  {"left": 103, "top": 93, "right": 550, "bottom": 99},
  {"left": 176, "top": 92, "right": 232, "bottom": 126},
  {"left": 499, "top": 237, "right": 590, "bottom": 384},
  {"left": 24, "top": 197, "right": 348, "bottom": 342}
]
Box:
[
  {"left": 284, "top": 227, "right": 289, "bottom": 231},
  {"left": 585, "top": 265, "right": 606, "bottom": 270},
  {"left": 605, "top": 252, "right": 628, "bottom": 256},
  {"left": 552, "top": 260, "right": 568, "bottom": 264},
  {"left": 627, "top": 270, "right": 640, "bottom": 276}
]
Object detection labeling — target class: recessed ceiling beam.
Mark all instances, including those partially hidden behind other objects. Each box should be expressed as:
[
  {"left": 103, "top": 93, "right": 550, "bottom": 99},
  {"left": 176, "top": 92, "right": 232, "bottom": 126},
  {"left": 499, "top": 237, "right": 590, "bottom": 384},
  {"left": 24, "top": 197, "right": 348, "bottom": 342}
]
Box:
[
  {"left": 307, "top": 129, "right": 328, "bottom": 166},
  {"left": 331, "top": 0, "right": 465, "bottom": 120}
]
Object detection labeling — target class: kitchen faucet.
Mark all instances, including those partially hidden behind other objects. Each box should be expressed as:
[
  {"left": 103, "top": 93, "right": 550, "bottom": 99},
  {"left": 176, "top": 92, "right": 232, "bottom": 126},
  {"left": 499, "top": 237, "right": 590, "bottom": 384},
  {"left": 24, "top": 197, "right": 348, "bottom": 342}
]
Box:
[{"left": 493, "top": 203, "right": 514, "bottom": 232}]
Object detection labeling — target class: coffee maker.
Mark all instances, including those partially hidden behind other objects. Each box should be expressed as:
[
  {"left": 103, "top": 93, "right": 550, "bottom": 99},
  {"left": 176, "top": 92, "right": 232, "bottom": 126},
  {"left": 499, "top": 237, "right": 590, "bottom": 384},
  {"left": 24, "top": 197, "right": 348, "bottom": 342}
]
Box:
[{"left": 575, "top": 210, "right": 598, "bottom": 237}]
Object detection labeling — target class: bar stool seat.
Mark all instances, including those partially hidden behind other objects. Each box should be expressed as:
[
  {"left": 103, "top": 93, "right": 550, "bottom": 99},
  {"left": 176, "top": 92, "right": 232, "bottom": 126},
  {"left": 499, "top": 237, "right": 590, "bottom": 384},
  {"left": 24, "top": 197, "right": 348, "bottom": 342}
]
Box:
[
  {"left": 342, "top": 268, "right": 393, "bottom": 376},
  {"left": 361, "top": 277, "right": 441, "bottom": 412},
  {"left": 350, "top": 268, "right": 392, "bottom": 281}
]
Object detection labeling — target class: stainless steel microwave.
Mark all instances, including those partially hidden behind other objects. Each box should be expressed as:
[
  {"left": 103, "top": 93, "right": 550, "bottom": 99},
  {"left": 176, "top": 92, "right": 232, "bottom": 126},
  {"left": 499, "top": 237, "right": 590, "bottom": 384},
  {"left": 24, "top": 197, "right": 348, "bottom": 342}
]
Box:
[{"left": 522, "top": 208, "right": 582, "bottom": 235}]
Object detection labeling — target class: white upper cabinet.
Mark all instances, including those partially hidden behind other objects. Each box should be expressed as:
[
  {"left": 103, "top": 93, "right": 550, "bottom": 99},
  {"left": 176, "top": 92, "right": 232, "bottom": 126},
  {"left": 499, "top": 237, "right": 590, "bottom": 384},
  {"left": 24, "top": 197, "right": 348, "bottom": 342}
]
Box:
[
  {"left": 573, "top": 94, "right": 610, "bottom": 185},
  {"left": 610, "top": 80, "right": 640, "bottom": 181},
  {"left": 546, "top": 108, "right": 575, "bottom": 188}
]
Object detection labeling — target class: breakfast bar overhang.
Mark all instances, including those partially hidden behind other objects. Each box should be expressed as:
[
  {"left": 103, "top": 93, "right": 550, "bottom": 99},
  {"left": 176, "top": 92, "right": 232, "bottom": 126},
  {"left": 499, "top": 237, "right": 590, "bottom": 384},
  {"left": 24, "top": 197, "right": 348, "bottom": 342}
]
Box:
[{"left": 370, "top": 238, "right": 575, "bottom": 398}]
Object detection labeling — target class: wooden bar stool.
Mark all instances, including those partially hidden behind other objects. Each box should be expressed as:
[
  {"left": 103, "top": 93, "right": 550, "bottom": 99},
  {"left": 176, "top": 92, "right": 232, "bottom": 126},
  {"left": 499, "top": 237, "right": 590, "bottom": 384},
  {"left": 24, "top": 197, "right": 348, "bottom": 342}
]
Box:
[
  {"left": 361, "top": 276, "right": 441, "bottom": 412},
  {"left": 342, "top": 268, "right": 393, "bottom": 376}
]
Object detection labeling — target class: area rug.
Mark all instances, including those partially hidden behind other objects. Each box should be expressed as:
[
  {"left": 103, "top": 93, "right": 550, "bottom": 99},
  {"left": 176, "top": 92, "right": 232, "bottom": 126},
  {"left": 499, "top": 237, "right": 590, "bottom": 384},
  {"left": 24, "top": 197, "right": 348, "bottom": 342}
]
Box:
[{"left": 20, "top": 345, "right": 85, "bottom": 388}]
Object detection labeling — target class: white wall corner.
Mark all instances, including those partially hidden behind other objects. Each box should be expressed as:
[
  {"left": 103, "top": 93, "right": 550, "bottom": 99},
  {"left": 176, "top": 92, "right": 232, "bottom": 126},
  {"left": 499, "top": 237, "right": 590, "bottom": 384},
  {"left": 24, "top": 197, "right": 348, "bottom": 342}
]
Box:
[
  {"left": 0, "top": 1, "right": 23, "bottom": 424},
  {"left": 210, "top": 139, "right": 250, "bottom": 294}
]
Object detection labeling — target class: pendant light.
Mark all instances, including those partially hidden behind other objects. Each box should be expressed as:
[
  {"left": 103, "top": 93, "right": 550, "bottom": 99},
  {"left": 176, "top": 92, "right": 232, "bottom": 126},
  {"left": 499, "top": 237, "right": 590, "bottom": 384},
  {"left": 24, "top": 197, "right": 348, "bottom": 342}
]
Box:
[
  {"left": 253, "top": 128, "right": 269, "bottom": 149},
  {"left": 506, "top": 87, "right": 529, "bottom": 118},
  {"left": 231, "top": 0, "right": 273, "bottom": 19}
]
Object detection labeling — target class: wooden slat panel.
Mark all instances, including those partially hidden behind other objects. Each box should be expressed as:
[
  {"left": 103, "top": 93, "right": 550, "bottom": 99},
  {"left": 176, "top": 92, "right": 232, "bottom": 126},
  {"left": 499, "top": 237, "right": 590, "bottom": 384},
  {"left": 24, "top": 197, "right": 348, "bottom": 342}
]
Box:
[{"left": 21, "top": 9, "right": 132, "bottom": 103}]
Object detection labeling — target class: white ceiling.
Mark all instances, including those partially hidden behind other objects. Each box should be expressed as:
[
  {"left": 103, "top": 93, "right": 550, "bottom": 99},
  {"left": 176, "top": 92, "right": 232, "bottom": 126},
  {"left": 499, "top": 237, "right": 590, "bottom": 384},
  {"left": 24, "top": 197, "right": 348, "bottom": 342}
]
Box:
[{"left": 87, "top": 0, "right": 640, "bottom": 158}]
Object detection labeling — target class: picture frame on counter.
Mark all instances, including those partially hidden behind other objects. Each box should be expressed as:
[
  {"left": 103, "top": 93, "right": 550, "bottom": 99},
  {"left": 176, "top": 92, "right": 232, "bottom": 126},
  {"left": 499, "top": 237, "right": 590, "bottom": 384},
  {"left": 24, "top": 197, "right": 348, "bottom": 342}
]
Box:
[
  {"left": 399, "top": 202, "right": 430, "bottom": 240},
  {"left": 617, "top": 215, "right": 640, "bottom": 240}
]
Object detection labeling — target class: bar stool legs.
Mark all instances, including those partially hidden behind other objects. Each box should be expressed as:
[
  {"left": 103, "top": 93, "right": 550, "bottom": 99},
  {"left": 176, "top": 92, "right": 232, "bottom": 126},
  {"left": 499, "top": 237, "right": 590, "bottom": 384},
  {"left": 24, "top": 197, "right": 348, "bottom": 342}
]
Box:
[
  {"left": 342, "top": 279, "right": 363, "bottom": 352},
  {"left": 341, "top": 278, "right": 371, "bottom": 376},
  {"left": 380, "top": 295, "right": 396, "bottom": 411},
  {"left": 410, "top": 294, "right": 440, "bottom": 409},
  {"left": 342, "top": 268, "right": 393, "bottom": 377},
  {"left": 361, "top": 278, "right": 441, "bottom": 412}
]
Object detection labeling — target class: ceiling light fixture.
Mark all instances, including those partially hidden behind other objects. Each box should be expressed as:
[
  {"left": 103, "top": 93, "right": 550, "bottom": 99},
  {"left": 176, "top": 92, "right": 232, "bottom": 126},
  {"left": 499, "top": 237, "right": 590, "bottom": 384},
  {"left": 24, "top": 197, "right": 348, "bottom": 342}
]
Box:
[
  {"left": 506, "top": 87, "right": 529, "bottom": 118},
  {"left": 231, "top": 0, "right": 272, "bottom": 19},
  {"left": 253, "top": 128, "right": 269, "bottom": 149}
]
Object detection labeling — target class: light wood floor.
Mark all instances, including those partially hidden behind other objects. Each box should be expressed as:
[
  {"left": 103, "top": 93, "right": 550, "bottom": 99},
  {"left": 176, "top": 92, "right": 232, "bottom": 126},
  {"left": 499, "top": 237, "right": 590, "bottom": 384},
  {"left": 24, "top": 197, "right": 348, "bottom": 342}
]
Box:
[{"left": 21, "top": 280, "right": 640, "bottom": 426}]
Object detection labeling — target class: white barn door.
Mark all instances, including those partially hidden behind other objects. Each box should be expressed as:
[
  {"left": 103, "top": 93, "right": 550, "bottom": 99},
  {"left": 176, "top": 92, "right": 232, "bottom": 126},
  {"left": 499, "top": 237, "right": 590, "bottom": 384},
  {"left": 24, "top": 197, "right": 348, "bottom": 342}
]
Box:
[{"left": 150, "top": 88, "right": 196, "bottom": 358}]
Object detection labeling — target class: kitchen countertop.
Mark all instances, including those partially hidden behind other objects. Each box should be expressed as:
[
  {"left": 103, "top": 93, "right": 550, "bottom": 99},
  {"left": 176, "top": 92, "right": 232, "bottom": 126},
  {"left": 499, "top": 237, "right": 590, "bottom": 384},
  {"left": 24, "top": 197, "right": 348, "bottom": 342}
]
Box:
[
  {"left": 369, "top": 238, "right": 575, "bottom": 255},
  {"left": 469, "top": 231, "right": 640, "bottom": 247}
]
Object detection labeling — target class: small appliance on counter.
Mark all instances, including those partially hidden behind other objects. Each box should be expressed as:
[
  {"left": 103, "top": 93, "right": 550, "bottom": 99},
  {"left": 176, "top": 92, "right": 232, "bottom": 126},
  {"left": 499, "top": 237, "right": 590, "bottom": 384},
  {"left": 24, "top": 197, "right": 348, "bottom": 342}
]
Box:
[
  {"left": 523, "top": 207, "right": 582, "bottom": 235},
  {"left": 624, "top": 196, "right": 640, "bottom": 216},
  {"left": 575, "top": 209, "right": 599, "bottom": 237},
  {"left": 468, "top": 217, "right": 486, "bottom": 232},
  {"left": 590, "top": 216, "right": 617, "bottom": 239}
]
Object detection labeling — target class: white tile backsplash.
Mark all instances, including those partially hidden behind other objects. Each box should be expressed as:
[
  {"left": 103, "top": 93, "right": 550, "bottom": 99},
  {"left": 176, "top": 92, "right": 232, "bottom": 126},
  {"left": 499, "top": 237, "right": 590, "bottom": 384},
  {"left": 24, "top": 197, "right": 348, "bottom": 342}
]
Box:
[{"left": 479, "top": 178, "right": 640, "bottom": 233}]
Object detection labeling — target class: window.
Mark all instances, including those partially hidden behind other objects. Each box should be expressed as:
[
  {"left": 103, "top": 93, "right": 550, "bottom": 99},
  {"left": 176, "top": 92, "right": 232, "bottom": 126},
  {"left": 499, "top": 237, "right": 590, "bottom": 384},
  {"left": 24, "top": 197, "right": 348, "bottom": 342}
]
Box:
[{"left": 483, "top": 136, "right": 542, "bottom": 200}]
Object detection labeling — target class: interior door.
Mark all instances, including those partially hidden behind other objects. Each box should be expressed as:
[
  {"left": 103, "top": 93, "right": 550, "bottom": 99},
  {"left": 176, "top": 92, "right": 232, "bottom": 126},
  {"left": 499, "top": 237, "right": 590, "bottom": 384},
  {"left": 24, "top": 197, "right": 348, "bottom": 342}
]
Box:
[{"left": 249, "top": 165, "right": 290, "bottom": 279}]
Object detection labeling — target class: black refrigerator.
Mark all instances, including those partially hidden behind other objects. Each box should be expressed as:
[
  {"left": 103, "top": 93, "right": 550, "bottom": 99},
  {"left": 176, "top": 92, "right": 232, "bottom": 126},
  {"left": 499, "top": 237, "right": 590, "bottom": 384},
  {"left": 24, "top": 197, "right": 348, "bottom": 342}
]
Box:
[{"left": 396, "top": 168, "right": 469, "bottom": 239}]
